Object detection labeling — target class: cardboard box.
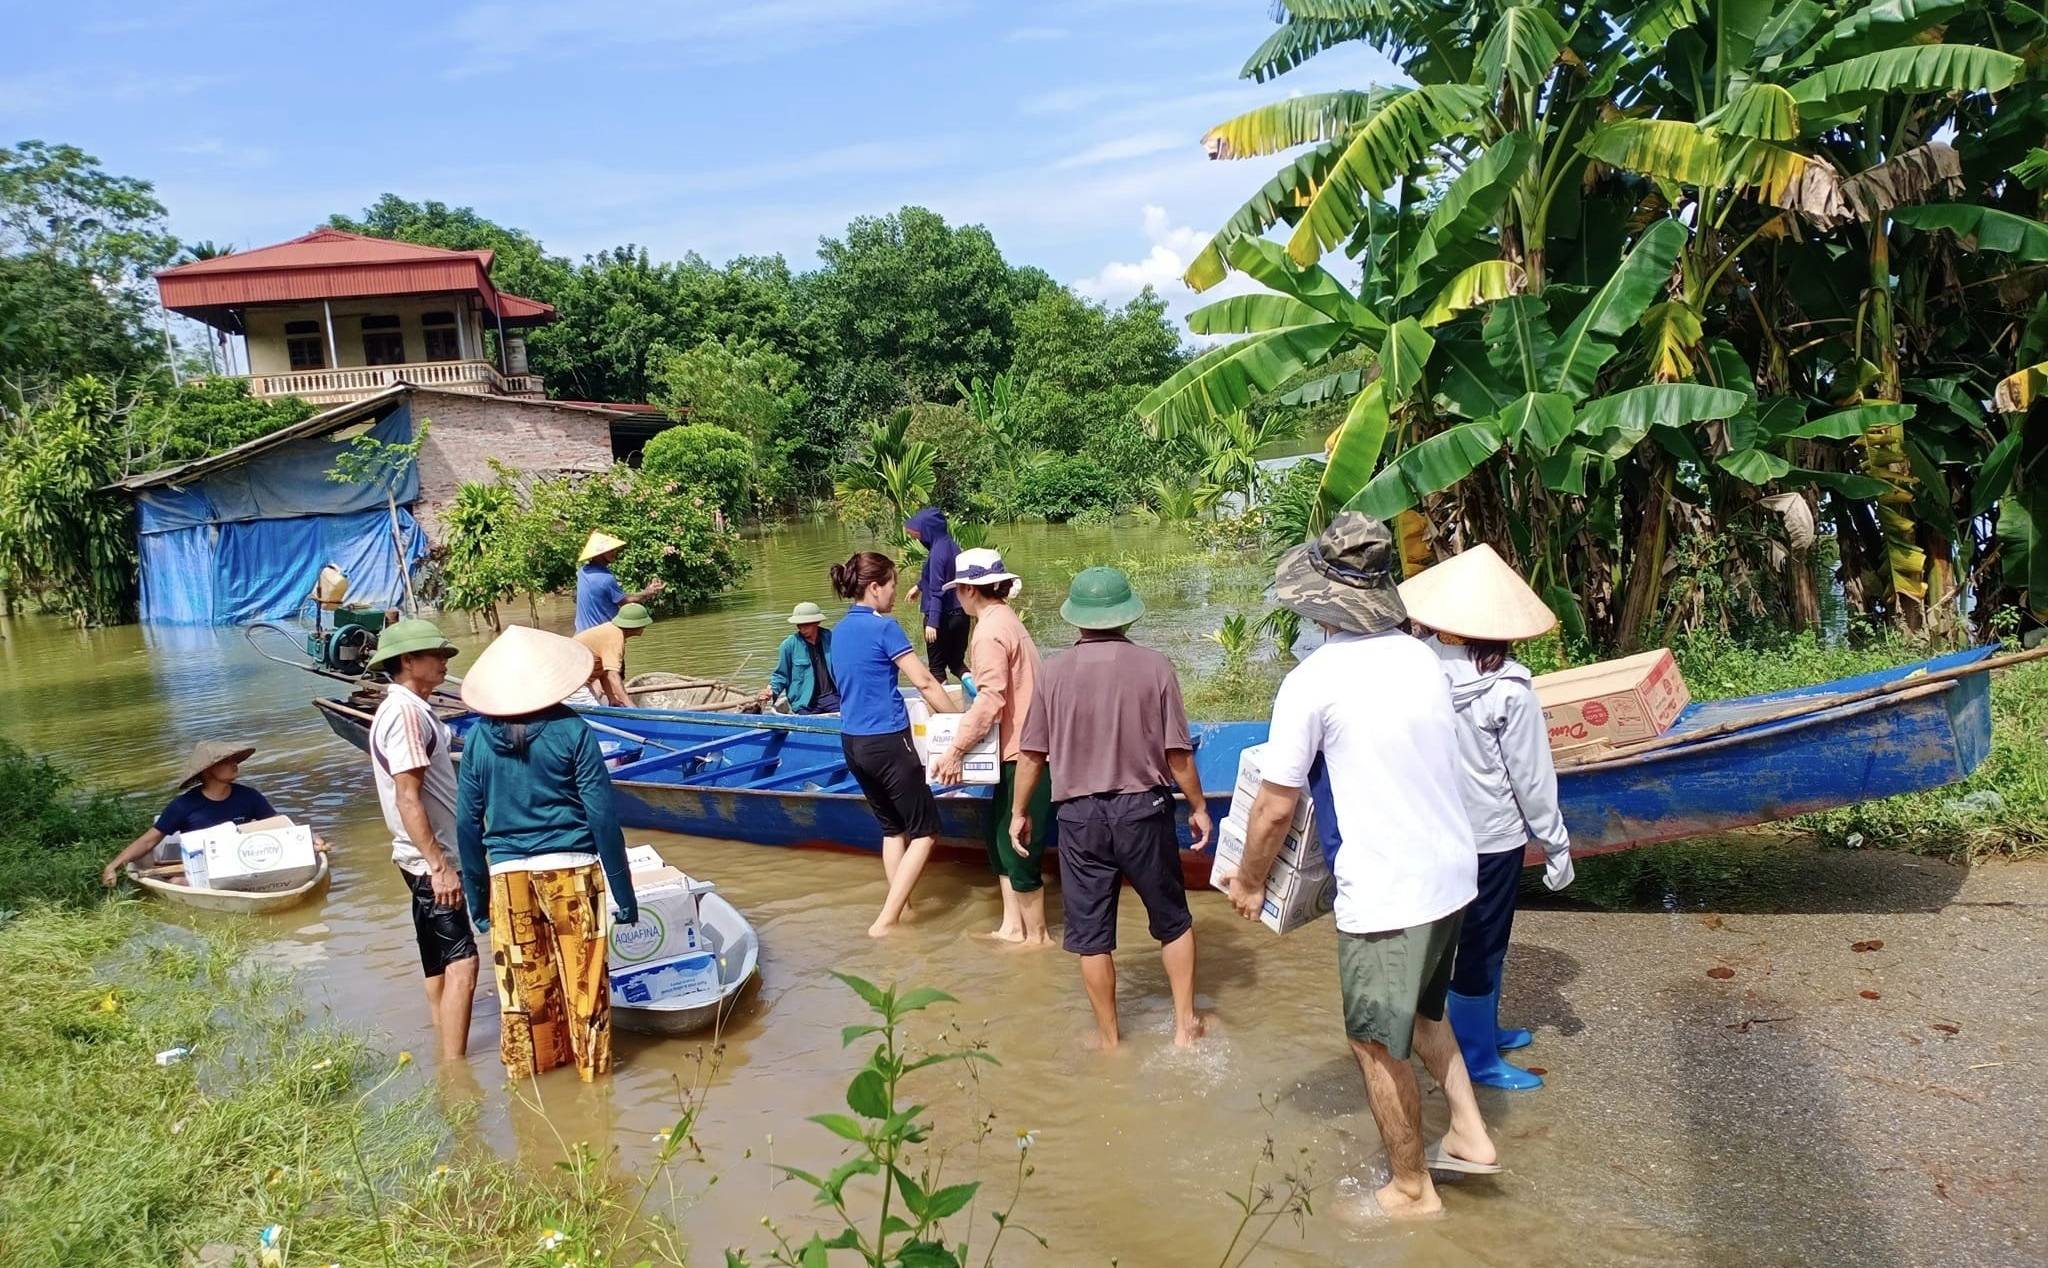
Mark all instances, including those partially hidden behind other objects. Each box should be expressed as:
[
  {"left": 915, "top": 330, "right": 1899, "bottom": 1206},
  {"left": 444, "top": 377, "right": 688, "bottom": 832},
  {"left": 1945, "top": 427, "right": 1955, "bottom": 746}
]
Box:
[
  {"left": 611, "top": 951, "right": 720, "bottom": 1007},
  {"left": 902, "top": 685, "right": 968, "bottom": 761},
  {"left": 608, "top": 869, "right": 712, "bottom": 967},
  {"left": 1209, "top": 819, "right": 1333, "bottom": 935},
  {"left": 182, "top": 815, "right": 320, "bottom": 893},
  {"left": 922, "top": 712, "right": 1001, "bottom": 785},
  {"left": 1535, "top": 649, "right": 1690, "bottom": 752},
  {"left": 1223, "top": 745, "right": 1319, "bottom": 868}
]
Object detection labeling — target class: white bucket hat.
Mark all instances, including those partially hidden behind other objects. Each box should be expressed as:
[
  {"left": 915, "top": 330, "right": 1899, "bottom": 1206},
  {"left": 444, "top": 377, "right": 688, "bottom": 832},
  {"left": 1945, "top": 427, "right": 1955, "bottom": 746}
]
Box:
[
  {"left": 1397, "top": 543, "right": 1557, "bottom": 642},
  {"left": 944, "top": 547, "right": 1023, "bottom": 594},
  {"left": 459, "top": 625, "right": 597, "bottom": 717}
]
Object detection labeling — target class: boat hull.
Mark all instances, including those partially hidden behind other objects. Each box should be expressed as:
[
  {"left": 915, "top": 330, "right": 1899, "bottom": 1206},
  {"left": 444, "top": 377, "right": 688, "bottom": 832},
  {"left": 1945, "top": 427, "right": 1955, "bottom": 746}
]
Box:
[
  {"left": 126, "top": 855, "right": 332, "bottom": 913},
  {"left": 313, "top": 646, "right": 2001, "bottom": 872}
]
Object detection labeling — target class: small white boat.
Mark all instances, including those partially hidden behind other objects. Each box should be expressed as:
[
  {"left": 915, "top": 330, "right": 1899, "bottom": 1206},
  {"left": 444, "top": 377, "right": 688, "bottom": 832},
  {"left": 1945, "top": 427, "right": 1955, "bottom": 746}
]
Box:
[
  {"left": 611, "top": 890, "right": 760, "bottom": 1037},
  {"left": 124, "top": 855, "right": 332, "bottom": 914}
]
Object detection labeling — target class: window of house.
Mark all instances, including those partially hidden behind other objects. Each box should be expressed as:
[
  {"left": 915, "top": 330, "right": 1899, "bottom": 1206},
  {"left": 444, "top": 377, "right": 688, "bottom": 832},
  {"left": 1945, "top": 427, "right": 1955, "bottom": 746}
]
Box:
[
  {"left": 421, "top": 310, "right": 460, "bottom": 361},
  {"left": 360, "top": 314, "right": 405, "bottom": 366},
  {"left": 284, "top": 319, "right": 325, "bottom": 371}
]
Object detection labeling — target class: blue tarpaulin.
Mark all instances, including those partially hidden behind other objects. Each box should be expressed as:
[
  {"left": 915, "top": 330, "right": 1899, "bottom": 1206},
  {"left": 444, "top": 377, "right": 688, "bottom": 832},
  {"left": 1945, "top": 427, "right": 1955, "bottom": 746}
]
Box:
[{"left": 135, "top": 400, "right": 428, "bottom": 625}]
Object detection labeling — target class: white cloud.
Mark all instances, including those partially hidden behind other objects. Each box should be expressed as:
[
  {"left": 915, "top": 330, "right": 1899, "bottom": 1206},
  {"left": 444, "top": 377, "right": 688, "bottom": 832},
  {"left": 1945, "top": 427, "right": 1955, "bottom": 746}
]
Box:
[
  {"left": 1071, "top": 204, "right": 1263, "bottom": 343},
  {"left": 1049, "top": 131, "right": 1190, "bottom": 170},
  {"left": 1003, "top": 25, "right": 1069, "bottom": 42}
]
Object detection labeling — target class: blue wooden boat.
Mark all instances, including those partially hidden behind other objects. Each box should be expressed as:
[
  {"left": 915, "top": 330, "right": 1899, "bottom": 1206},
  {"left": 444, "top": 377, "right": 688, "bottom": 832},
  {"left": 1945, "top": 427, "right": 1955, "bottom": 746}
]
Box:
[{"left": 312, "top": 646, "right": 2014, "bottom": 873}]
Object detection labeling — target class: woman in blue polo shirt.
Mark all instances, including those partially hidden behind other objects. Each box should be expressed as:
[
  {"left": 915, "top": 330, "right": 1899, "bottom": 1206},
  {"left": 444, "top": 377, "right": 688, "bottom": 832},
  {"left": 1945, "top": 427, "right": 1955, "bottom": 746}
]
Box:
[{"left": 828, "top": 550, "right": 961, "bottom": 938}]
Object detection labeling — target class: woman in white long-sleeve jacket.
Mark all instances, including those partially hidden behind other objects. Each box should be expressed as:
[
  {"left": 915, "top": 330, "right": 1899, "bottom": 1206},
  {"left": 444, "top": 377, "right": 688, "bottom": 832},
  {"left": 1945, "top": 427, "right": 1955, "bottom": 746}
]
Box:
[{"left": 1400, "top": 545, "right": 1575, "bottom": 1091}]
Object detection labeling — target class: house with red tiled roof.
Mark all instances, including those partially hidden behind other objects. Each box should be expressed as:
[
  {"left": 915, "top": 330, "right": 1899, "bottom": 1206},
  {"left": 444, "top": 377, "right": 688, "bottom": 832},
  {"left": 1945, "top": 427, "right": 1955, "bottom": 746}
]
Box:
[{"left": 155, "top": 227, "right": 556, "bottom": 405}]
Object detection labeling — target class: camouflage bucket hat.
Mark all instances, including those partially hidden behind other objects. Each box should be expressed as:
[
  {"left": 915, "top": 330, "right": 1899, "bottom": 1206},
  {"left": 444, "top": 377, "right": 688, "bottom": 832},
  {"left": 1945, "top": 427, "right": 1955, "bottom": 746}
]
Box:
[{"left": 1273, "top": 511, "right": 1409, "bottom": 636}]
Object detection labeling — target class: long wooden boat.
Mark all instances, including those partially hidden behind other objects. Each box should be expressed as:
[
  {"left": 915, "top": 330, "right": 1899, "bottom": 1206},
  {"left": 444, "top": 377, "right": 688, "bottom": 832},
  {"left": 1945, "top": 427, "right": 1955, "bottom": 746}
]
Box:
[
  {"left": 125, "top": 855, "right": 332, "bottom": 913},
  {"left": 313, "top": 646, "right": 2019, "bottom": 871}
]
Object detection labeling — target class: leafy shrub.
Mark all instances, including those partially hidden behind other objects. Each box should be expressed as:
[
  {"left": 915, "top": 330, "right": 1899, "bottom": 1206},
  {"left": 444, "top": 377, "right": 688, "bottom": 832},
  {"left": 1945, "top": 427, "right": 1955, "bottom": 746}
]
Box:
[
  {"left": 640, "top": 423, "right": 753, "bottom": 517},
  {"left": 1014, "top": 454, "right": 1126, "bottom": 522},
  {"left": 130, "top": 377, "right": 315, "bottom": 465},
  {"left": 0, "top": 377, "right": 135, "bottom": 625},
  {"left": 439, "top": 463, "right": 747, "bottom": 617},
  {"left": 0, "top": 738, "right": 144, "bottom": 909}
]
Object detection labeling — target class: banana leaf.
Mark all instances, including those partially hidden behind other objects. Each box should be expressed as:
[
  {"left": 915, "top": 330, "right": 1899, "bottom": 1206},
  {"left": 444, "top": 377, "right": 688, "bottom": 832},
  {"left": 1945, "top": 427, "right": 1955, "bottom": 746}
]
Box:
[
  {"left": 1317, "top": 379, "right": 1391, "bottom": 517},
  {"left": 1345, "top": 420, "right": 1507, "bottom": 519},
  {"left": 1549, "top": 218, "right": 1689, "bottom": 400},
  {"left": 1891, "top": 204, "right": 2048, "bottom": 260},
  {"left": 1137, "top": 323, "right": 1349, "bottom": 437}
]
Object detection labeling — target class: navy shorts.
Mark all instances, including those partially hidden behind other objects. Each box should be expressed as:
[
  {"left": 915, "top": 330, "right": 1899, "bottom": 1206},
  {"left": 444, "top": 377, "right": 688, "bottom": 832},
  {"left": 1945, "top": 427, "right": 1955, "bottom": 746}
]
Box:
[
  {"left": 403, "top": 867, "right": 478, "bottom": 978},
  {"left": 1055, "top": 789, "right": 1192, "bottom": 956}
]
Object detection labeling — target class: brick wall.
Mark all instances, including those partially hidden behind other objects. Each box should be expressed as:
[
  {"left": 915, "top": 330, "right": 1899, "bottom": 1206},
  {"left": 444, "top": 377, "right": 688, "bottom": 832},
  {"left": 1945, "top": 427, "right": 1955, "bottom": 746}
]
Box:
[{"left": 410, "top": 388, "right": 620, "bottom": 536}]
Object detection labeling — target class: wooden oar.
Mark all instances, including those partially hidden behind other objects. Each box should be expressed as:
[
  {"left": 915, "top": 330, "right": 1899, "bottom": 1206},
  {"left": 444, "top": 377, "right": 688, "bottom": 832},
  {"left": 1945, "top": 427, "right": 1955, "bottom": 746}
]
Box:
[{"left": 1557, "top": 645, "right": 2048, "bottom": 771}]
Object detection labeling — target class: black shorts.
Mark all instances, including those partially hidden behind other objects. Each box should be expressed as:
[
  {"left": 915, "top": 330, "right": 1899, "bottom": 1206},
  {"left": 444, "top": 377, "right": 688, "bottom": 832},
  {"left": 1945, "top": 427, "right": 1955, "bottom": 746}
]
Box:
[
  {"left": 842, "top": 728, "right": 941, "bottom": 841},
  {"left": 403, "top": 867, "right": 478, "bottom": 978},
  {"left": 927, "top": 607, "right": 970, "bottom": 681},
  {"left": 1055, "top": 789, "right": 1192, "bottom": 956}
]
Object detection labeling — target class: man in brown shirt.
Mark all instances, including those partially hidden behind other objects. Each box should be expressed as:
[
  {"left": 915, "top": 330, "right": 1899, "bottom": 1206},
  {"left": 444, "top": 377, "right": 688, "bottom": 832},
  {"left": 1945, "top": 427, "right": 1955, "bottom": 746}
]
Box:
[
  {"left": 570, "top": 603, "right": 652, "bottom": 706},
  {"left": 1014, "top": 566, "right": 1212, "bottom": 1048}
]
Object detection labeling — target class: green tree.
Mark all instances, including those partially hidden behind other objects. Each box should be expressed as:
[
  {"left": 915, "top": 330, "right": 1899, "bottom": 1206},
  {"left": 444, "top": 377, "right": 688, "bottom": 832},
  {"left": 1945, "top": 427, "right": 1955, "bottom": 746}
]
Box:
[
  {"left": 0, "top": 377, "right": 136, "bottom": 625},
  {"left": 128, "top": 377, "right": 315, "bottom": 466},
  {"left": 1009, "top": 286, "right": 1185, "bottom": 452},
  {"left": 648, "top": 335, "right": 810, "bottom": 503},
  {"left": 0, "top": 142, "right": 177, "bottom": 393},
  {"left": 1139, "top": 0, "right": 2042, "bottom": 648},
  {"left": 810, "top": 207, "right": 1023, "bottom": 400},
  {"left": 639, "top": 423, "right": 755, "bottom": 518}
]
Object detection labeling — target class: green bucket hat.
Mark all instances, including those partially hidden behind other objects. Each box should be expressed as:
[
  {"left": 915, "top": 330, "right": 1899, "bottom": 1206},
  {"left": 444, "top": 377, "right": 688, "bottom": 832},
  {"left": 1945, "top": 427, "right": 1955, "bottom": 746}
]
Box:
[
  {"left": 1060, "top": 566, "right": 1147, "bottom": 630},
  {"left": 367, "top": 618, "right": 459, "bottom": 667},
  {"left": 1273, "top": 511, "right": 1408, "bottom": 636},
  {"left": 787, "top": 601, "right": 826, "bottom": 625},
  {"left": 613, "top": 602, "right": 654, "bottom": 629}
]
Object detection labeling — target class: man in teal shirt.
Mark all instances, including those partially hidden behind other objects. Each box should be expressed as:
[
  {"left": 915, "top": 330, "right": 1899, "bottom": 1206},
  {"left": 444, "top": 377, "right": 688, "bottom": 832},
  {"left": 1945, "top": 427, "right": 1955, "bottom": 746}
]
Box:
[{"left": 761, "top": 601, "right": 840, "bottom": 713}]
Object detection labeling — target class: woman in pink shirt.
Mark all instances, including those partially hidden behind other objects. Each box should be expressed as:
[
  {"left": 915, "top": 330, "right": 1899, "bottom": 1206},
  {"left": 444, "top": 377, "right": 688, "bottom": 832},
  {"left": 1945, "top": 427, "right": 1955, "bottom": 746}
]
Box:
[{"left": 930, "top": 548, "right": 1051, "bottom": 945}]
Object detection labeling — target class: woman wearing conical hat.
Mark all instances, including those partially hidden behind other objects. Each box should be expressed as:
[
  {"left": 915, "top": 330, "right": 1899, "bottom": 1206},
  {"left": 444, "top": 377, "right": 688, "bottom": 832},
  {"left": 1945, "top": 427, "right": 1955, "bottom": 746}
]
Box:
[
  {"left": 454, "top": 625, "right": 640, "bottom": 1082},
  {"left": 574, "top": 530, "right": 666, "bottom": 633},
  {"left": 1400, "top": 544, "right": 1575, "bottom": 1092}
]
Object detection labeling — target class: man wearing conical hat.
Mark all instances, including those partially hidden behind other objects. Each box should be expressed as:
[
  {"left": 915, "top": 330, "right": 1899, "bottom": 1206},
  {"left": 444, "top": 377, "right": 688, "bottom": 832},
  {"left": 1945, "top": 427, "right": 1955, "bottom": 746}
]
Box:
[
  {"left": 1226, "top": 512, "right": 1499, "bottom": 1220},
  {"left": 574, "top": 530, "right": 666, "bottom": 633},
  {"left": 1401, "top": 543, "right": 1575, "bottom": 1093}
]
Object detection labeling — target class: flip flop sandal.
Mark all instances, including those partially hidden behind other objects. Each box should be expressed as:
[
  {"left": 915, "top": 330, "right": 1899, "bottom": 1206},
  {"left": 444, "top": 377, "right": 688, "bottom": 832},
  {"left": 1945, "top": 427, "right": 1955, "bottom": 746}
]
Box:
[{"left": 1425, "top": 1140, "right": 1503, "bottom": 1175}]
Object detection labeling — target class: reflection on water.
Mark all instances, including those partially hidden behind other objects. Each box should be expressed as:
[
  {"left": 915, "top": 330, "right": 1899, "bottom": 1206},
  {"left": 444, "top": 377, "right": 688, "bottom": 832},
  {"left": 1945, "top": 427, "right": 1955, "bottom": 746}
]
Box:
[{"left": 1, "top": 518, "right": 1778, "bottom": 1264}]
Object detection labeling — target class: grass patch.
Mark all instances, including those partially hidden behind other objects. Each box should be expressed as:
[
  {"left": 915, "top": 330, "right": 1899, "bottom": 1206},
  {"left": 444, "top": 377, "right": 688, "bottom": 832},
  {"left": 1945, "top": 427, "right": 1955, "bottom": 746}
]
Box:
[
  {"left": 0, "top": 742, "right": 702, "bottom": 1268},
  {"left": 0, "top": 736, "right": 148, "bottom": 909}
]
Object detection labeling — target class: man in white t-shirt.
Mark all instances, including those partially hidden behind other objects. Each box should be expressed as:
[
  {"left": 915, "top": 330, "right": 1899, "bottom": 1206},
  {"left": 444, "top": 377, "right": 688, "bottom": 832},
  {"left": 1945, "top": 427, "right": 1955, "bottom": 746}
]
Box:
[
  {"left": 364, "top": 619, "right": 476, "bottom": 1061},
  {"left": 1224, "top": 512, "right": 1498, "bottom": 1221}
]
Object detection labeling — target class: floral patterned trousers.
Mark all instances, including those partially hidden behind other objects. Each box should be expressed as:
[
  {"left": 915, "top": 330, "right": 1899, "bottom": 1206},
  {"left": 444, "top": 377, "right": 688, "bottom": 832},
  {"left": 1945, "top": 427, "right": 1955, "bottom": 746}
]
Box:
[{"left": 488, "top": 863, "right": 612, "bottom": 1082}]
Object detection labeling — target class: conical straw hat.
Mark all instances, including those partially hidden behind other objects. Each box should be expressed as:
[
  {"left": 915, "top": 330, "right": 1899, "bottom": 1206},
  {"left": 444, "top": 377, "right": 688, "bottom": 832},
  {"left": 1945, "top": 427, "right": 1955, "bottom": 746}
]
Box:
[
  {"left": 1397, "top": 543, "right": 1557, "bottom": 642},
  {"left": 459, "top": 626, "right": 596, "bottom": 717},
  {"left": 577, "top": 530, "right": 626, "bottom": 563},
  {"left": 178, "top": 740, "right": 256, "bottom": 789}
]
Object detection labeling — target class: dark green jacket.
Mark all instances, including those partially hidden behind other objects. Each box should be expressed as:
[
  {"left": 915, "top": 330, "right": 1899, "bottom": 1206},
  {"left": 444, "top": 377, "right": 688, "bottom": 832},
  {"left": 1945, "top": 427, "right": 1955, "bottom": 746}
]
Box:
[{"left": 455, "top": 706, "right": 636, "bottom": 927}]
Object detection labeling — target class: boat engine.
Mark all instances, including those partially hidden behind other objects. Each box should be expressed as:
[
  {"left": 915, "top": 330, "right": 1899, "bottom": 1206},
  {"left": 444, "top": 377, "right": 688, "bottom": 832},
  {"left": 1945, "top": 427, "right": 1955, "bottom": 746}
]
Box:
[{"left": 305, "top": 608, "right": 384, "bottom": 674}]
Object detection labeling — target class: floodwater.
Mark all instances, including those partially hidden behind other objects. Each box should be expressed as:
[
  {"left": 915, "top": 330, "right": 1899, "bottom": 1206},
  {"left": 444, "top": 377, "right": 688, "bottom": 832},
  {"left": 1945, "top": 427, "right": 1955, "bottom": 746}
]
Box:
[{"left": 3, "top": 517, "right": 2037, "bottom": 1265}]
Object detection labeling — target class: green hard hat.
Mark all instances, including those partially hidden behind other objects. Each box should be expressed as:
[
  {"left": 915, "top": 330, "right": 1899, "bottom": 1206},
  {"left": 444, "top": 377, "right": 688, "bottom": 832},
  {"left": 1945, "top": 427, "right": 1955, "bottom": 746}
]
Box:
[
  {"left": 788, "top": 601, "right": 826, "bottom": 625},
  {"left": 614, "top": 602, "right": 654, "bottom": 629},
  {"left": 1060, "top": 566, "right": 1146, "bottom": 630},
  {"left": 368, "top": 618, "right": 459, "bottom": 666}
]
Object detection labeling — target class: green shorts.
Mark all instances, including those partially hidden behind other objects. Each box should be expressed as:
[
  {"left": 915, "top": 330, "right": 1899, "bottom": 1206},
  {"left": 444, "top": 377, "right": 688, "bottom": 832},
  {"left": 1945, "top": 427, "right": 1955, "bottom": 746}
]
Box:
[
  {"left": 985, "top": 760, "right": 1052, "bottom": 893},
  {"left": 1336, "top": 911, "right": 1465, "bottom": 1060}
]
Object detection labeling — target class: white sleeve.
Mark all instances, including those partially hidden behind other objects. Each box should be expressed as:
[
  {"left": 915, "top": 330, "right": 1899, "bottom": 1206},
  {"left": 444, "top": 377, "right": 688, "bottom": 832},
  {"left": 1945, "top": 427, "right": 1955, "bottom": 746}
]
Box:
[
  {"left": 1498, "top": 685, "right": 1569, "bottom": 856},
  {"left": 1259, "top": 671, "right": 1322, "bottom": 789}
]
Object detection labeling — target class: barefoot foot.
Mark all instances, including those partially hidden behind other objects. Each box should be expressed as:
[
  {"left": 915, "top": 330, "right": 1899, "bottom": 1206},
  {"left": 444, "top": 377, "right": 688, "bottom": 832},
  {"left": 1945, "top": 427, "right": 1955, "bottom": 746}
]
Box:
[
  {"left": 867, "top": 920, "right": 895, "bottom": 938},
  {"left": 977, "top": 928, "right": 1026, "bottom": 943},
  {"left": 1372, "top": 1177, "right": 1443, "bottom": 1220}
]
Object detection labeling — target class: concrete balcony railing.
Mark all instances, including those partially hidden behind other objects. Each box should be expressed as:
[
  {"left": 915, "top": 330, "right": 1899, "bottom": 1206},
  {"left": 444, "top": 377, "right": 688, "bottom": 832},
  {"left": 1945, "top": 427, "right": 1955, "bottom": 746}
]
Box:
[{"left": 246, "top": 359, "right": 545, "bottom": 404}]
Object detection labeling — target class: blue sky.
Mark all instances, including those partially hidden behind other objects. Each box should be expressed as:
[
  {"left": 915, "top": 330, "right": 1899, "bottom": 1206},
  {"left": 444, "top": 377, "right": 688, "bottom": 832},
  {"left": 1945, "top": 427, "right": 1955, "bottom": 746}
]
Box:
[{"left": 3, "top": 0, "right": 1400, "bottom": 331}]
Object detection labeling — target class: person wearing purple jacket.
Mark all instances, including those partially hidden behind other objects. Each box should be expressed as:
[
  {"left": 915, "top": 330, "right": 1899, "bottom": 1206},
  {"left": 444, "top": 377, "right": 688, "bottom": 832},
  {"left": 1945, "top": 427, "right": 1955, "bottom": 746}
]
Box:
[{"left": 904, "top": 506, "right": 969, "bottom": 682}]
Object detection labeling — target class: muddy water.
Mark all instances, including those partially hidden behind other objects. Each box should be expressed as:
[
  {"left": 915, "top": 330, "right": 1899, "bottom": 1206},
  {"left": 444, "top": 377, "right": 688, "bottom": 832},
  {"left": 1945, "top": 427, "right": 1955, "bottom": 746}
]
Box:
[{"left": 0, "top": 519, "right": 1835, "bottom": 1264}]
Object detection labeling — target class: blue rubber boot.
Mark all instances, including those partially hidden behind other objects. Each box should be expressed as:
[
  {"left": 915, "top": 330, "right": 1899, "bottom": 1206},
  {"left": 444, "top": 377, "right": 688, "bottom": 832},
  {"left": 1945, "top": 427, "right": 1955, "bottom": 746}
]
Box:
[
  {"left": 1489, "top": 953, "right": 1532, "bottom": 1050},
  {"left": 1446, "top": 988, "right": 1543, "bottom": 1090}
]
